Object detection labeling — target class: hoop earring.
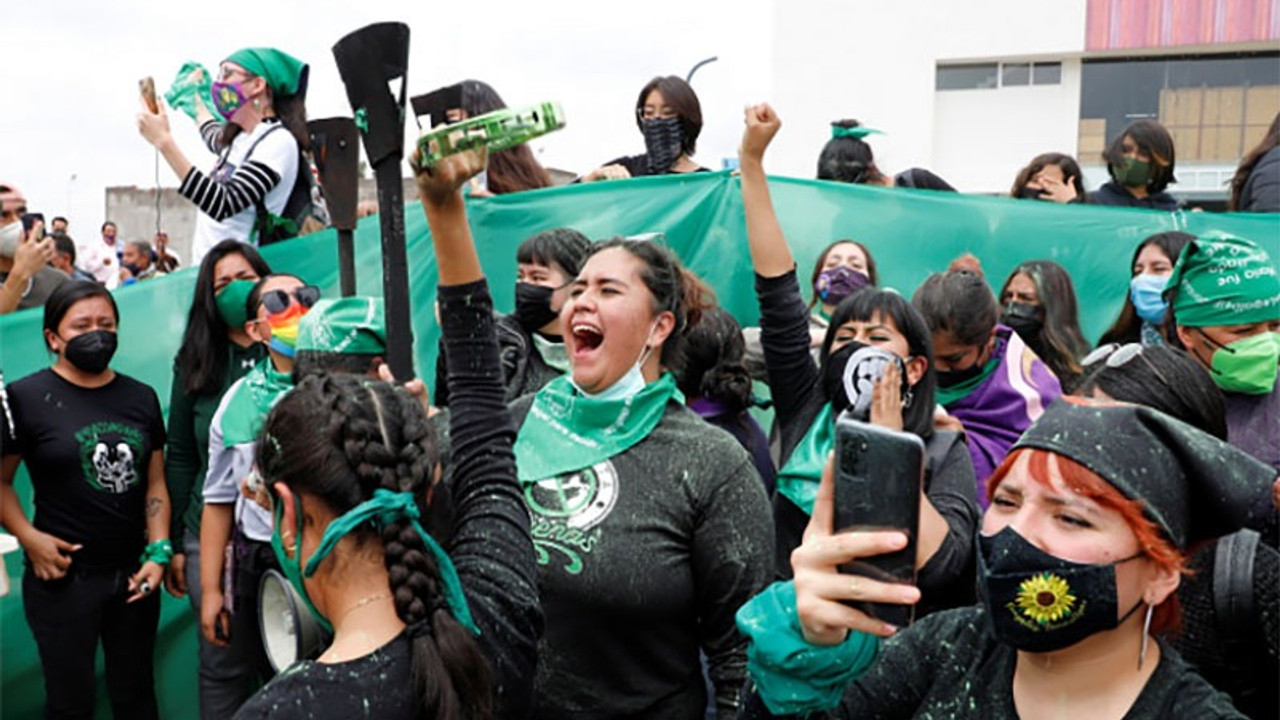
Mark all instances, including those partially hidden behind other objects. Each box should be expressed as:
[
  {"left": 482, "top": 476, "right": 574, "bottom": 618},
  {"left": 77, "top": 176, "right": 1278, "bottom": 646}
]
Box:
[
  {"left": 1138, "top": 603, "right": 1154, "bottom": 670},
  {"left": 902, "top": 387, "right": 914, "bottom": 410}
]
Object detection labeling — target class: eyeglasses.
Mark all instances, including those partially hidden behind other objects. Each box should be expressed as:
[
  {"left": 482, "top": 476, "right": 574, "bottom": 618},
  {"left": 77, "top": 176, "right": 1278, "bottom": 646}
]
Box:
[
  {"left": 1082, "top": 343, "right": 1169, "bottom": 385},
  {"left": 637, "top": 106, "right": 678, "bottom": 121},
  {"left": 260, "top": 285, "right": 321, "bottom": 315},
  {"left": 217, "top": 65, "right": 256, "bottom": 82}
]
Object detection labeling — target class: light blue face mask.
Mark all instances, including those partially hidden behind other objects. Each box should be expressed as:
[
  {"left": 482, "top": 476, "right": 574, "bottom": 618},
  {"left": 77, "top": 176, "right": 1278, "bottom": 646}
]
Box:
[
  {"left": 270, "top": 488, "right": 479, "bottom": 636},
  {"left": 1129, "top": 273, "right": 1170, "bottom": 325},
  {"left": 571, "top": 320, "right": 657, "bottom": 401}
]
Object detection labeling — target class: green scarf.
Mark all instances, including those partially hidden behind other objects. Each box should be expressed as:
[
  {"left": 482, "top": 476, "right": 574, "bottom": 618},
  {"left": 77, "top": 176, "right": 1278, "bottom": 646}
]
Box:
[
  {"left": 1165, "top": 233, "right": 1280, "bottom": 327},
  {"left": 220, "top": 358, "right": 294, "bottom": 446},
  {"left": 513, "top": 373, "right": 681, "bottom": 483},
  {"left": 934, "top": 351, "right": 1002, "bottom": 406},
  {"left": 775, "top": 404, "right": 835, "bottom": 515}
]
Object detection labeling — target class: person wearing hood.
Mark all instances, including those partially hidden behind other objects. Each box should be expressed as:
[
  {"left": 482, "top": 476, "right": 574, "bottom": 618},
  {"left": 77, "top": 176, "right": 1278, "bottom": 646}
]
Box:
[
  {"left": 137, "top": 47, "right": 310, "bottom": 264},
  {"left": 582, "top": 76, "right": 709, "bottom": 181}
]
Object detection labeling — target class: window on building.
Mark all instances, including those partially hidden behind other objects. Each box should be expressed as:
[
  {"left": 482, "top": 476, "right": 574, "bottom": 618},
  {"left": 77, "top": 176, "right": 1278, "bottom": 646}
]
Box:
[
  {"left": 1002, "top": 63, "right": 1030, "bottom": 86},
  {"left": 1079, "top": 52, "right": 1280, "bottom": 171},
  {"left": 936, "top": 64, "right": 998, "bottom": 90},
  {"left": 1032, "top": 62, "right": 1061, "bottom": 85}
]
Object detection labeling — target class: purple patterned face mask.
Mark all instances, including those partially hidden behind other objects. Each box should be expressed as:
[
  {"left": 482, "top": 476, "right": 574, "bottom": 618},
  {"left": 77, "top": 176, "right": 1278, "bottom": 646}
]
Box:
[
  {"left": 813, "top": 265, "right": 871, "bottom": 305},
  {"left": 210, "top": 81, "right": 248, "bottom": 121}
]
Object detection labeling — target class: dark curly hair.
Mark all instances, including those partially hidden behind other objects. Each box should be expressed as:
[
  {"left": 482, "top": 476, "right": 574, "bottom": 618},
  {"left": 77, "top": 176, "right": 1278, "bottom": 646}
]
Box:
[
  {"left": 257, "top": 375, "right": 492, "bottom": 720},
  {"left": 675, "top": 307, "right": 752, "bottom": 414}
]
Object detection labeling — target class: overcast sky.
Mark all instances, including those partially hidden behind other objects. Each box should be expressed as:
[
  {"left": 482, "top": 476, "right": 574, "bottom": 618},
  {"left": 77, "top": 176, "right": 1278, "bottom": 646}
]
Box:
[{"left": 5, "top": 0, "right": 777, "bottom": 241}]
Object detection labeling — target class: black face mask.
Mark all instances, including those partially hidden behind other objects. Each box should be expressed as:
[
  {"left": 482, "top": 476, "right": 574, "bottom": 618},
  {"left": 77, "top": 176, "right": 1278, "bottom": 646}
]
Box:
[
  {"left": 1001, "top": 302, "right": 1044, "bottom": 341},
  {"left": 823, "top": 340, "right": 909, "bottom": 417},
  {"left": 978, "top": 526, "right": 1145, "bottom": 653},
  {"left": 513, "top": 282, "right": 559, "bottom": 333},
  {"left": 642, "top": 117, "right": 684, "bottom": 174},
  {"left": 62, "top": 330, "right": 118, "bottom": 374},
  {"left": 935, "top": 346, "right": 988, "bottom": 388}
]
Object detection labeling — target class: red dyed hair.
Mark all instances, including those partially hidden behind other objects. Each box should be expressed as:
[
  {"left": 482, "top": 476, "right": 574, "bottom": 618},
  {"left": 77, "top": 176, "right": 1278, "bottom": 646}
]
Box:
[{"left": 986, "top": 448, "right": 1186, "bottom": 635}]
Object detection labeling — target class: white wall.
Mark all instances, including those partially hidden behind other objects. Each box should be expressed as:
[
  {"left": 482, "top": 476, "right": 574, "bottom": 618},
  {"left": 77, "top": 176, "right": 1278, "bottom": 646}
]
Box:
[
  {"left": 768, "top": 0, "right": 1088, "bottom": 184},
  {"left": 932, "top": 59, "right": 1083, "bottom": 193}
]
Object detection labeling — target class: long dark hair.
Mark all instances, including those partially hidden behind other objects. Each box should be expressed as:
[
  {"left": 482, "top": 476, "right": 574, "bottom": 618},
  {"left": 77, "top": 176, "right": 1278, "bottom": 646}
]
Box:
[
  {"left": 177, "top": 240, "right": 272, "bottom": 395},
  {"left": 912, "top": 270, "right": 999, "bottom": 347},
  {"left": 1103, "top": 119, "right": 1177, "bottom": 193},
  {"left": 675, "top": 308, "right": 752, "bottom": 414},
  {"left": 219, "top": 86, "right": 309, "bottom": 151},
  {"left": 999, "top": 261, "right": 1090, "bottom": 381},
  {"left": 587, "top": 239, "right": 711, "bottom": 366},
  {"left": 258, "top": 375, "right": 493, "bottom": 720},
  {"left": 43, "top": 280, "right": 118, "bottom": 353},
  {"left": 1009, "top": 152, "right": 1087, "bottom": 200},
  {"left": 460, "top": 80, "right": 552, "bottom": 194},
  {"left": 1075, "top": 345, "right": 1227, "bottom": 440},
  {"left": 821, "top": 289, "right": 937, "bottom": 438},
  {"left": 1229, "top": 113, "right": 1280, "bottom": 211},
  {"left": 1097, "top": 231, "right": 1194, "bottom": 347},
  {"left": 807, "top": 239, "right": 879, "bottom": 310},
  {"left": 817, "top": 120, "right": 887, "bottom": 185}
]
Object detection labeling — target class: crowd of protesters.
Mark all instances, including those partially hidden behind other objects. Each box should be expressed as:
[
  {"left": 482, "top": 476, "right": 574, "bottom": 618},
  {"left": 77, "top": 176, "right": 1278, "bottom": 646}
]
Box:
[{"left": 1, "top": 43, "right": 1278, "bottom": 720}]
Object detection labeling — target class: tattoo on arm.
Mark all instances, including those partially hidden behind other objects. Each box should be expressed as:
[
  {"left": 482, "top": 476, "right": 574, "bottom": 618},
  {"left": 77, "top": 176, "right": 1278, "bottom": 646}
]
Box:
[{"left": 147, "top": 497, "right": 164, "bottom": 518}]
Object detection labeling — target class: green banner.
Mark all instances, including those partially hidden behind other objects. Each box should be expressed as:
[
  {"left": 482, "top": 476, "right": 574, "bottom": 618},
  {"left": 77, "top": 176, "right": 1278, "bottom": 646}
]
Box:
[{"left": 1, "top": 172, "right": 1276, "bottom": 716}]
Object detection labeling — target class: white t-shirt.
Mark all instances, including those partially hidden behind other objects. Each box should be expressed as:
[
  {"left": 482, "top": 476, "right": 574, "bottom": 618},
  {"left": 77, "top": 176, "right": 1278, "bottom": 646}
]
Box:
[{"left": 189, "top": 120, "right": 299, "bottom": 266}]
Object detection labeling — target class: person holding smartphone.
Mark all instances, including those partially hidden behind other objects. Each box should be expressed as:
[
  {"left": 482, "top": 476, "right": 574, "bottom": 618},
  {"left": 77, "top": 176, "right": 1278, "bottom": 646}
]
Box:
[
  {"left": 736, "top": 398, "right": 1271, "bottom": 719},
  {"left": 0, "top": 191, "right": 68, "bottom": 314},
  {"left": 738, "top": 103, "right": 978, "bottom": 616}
]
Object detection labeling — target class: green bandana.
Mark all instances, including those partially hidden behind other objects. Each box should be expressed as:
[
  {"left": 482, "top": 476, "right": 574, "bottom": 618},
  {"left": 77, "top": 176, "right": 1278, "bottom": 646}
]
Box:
[
  {"left": 934, "top": 351, "right": 1002, "bottom": 406},
  {"left": 224, "top": 47, "right": 308, "bottom": 98},
  {"left": 1165, "top": 233, "right": 1280, "bottom": 327},
  {"left": 165, "top": 61, "right": 214, "bottom": 122},
  {"left": 831, "top": 125, "right": 883, "bottom": 141},
  {"left": 296, "top": 297, "right": 386, "bottom": 354},
  {"left": 775, "top": 404, "right": 834, "bottom": 515},
  {"left": 220, "top": 358, "right": 294, "bottom": 446},
  {"left": 513, "top": 373, "right": 681, "bottom": 483},
  {"left": 531, "top": 333, "right": 571, "bottom": 373}
]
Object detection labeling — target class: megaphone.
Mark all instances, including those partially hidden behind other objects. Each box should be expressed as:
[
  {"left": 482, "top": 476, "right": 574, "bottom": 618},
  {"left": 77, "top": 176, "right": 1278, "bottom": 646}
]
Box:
[{"left": 258, "top": 569, "right": 330, "bottom": 672}]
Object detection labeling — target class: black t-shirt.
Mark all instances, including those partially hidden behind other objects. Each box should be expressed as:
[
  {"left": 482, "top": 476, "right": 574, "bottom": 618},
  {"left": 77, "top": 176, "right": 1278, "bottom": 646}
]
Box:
[
  {"left": 6, "top": 368, "right": 166, "bottom": 569},
  {"left": 601, "top": 154, "right": 712, "bottom": 178}
]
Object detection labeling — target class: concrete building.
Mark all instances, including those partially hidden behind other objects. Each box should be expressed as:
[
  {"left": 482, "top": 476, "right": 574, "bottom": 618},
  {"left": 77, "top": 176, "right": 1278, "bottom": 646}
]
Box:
[{"left": 767, "top": 0, "right": 1279, "bottom": 203}]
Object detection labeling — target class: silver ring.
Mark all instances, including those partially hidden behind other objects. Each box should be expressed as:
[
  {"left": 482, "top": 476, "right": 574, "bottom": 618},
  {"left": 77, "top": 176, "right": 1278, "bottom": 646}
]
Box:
[{"left": 139, "top": 581, "right": 152, "bottom": 595}]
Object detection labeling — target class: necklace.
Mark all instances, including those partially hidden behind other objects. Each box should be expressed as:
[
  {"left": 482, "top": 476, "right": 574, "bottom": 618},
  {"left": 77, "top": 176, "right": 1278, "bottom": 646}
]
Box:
[{"left": 334, "top": 592, "right": 391, "bottom": 626}]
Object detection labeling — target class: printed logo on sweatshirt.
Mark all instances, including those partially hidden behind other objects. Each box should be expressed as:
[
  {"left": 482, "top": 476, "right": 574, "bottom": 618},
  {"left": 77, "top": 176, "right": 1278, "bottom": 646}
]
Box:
[
  {"left": 525, "top": 460, "right": 619, "bottom": 574},
  {"left": 75, "top": 421, "right": 145, "bottom": 494}
]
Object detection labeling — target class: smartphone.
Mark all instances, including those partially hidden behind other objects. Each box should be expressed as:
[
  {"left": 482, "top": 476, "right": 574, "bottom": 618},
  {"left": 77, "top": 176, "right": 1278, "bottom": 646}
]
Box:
[
  {"left": 21, "top": 213, "right": 44, "bottom": 240},
  {"left": 139, "top": 76, "right": 159, "bottom": 114},
  {"left": 832, "top": 414, "right": 924, "bottom": 627}
]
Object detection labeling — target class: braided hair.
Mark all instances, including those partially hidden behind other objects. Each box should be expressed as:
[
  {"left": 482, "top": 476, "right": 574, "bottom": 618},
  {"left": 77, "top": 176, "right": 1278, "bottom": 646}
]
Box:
[{"left": 257, "top": 374, "right": 493, "bottom": 720}]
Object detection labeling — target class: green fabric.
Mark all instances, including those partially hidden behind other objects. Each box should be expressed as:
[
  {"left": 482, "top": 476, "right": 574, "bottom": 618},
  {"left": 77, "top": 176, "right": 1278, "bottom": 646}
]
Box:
[
  {"left": 775, "top": 404, "right": 834, "bottom": 515},
  {"left": 139, "top": 539, "right": 174, "bottom": 566},
  {"left": 1166, "top": 233, "right": 1280, "bottom": 327},
  {"left": 736, "top": 580, "right": 881, "bottom": 715},
  {"left": 1110, "top": 157, "right": 1151, "bottom": 187},
  {"left": 513, "top": 373, "right": 681, "bottom": 483},
  {"left": 1, "top": 170, "right": 1276, "bottom": 719},
  {"left": 164, "top": 61, "right": 213, "bottom": 122},
  {"left": 224, "top": 47, "right": 307, "bottom": 97},
  {"left": 304, "top": 489, "right": 479, "bottom": 635},
  {"left": 531, "top": 332, "right": 570, "bottom": 373},
  {"left": 214, "top": 279, "right": 254, "bottom": 329},
  {"left": 1207, "top": 331, "right": 1280, "bottom": 395},
  {"left": 934, "top": 350, "right": 1002, "bottom": 406},
  {"left": 219, "top": 358, "right": 293, "bottom": 446},
  {"left": 296, "top": 297, "right": 386, "bottom": 354},
  {"left": 831, "top": 125, "right": 883, "bottom": 140}
]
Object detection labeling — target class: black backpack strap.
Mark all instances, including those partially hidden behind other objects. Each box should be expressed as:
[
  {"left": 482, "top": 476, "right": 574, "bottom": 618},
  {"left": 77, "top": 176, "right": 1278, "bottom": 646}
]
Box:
[
  {"left": 241, "top": 124, "right": 291, "bottom": 244},
  {"left": 1213, "top": 528, "right": 1259, "bottom": 640}
]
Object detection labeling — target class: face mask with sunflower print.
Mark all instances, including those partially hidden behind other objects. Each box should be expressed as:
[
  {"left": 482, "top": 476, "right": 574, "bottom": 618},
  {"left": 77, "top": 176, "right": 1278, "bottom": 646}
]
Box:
[{"left": 977, "top": 526, "right": 1146, "bottom": 653}]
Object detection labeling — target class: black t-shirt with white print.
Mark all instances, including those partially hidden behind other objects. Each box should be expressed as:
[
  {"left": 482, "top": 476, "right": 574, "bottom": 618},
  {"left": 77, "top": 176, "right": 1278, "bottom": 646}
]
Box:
[{"left": 6, "top": 368, "right": 166, "bottom": 570}]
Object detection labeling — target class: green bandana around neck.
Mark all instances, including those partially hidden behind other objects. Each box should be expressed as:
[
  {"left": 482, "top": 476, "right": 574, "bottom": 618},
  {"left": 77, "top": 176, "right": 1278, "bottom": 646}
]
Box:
[
  {"left": 221, "top": 358, "right": 294, "bottom": 446},
  {"left": 224, "top": 47, "right": 308, "bottom": 98},
  {"left": 296, "top": 297, "right": 386, "bottom": 355},
  {"left": 934, "top": 349, "right": 1002, "bottom": 406},
  {"left": 775, "top": 404, "right": 835, "bottom": 515},
  {"left": 831, "top": 125, "right": 884, "bottom": 141},
  {"left": 531, "top": 333, "right": 571, "bottom": 374},
  {"left": 1165, "top": 234, "right": 1280, "bottom": 327},
  {"left": 513, "top": 372, "right": 681, "bottom": 483}
]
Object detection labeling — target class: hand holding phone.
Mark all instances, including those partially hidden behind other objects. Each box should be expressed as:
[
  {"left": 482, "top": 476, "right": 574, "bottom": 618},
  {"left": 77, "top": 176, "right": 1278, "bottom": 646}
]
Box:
[
  {"left": 21, "top": 213, "right": 44, "bottom": 241},
  {"left": 139, "top": 76, "right": 159, "bottom": 114}
]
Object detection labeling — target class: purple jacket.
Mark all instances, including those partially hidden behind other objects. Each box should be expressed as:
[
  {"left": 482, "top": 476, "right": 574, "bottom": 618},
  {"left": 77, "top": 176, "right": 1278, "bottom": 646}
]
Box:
[{"left": 945, "top": 327, "right": 1062, "bottom": 504}]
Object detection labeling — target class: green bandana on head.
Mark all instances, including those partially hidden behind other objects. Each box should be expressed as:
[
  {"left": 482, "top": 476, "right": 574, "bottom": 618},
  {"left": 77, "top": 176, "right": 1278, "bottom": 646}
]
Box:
[
  {"left": 296, "top": 297, "right": 386, "bottom": 355},
  {"left": 1165, "top": 233, "right": 1280, "bottom": 327},
  {"left": 831, "top": 125, "right": 883, "bottom": 141},
  {"left": 513, "top": 373, "right": 681, "bottom": 483},
  {"left": 224, "top": 47, "right": 308, "bottom": 98}
]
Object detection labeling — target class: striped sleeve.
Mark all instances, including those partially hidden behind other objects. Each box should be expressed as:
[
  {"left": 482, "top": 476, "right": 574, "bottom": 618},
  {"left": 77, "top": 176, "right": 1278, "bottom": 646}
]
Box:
[
  {"left": 179, "top": 160, "right": 282, "bottom": 222},
  {"left": 200, "top": 121, "right": 223, "bottom": 153}
]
